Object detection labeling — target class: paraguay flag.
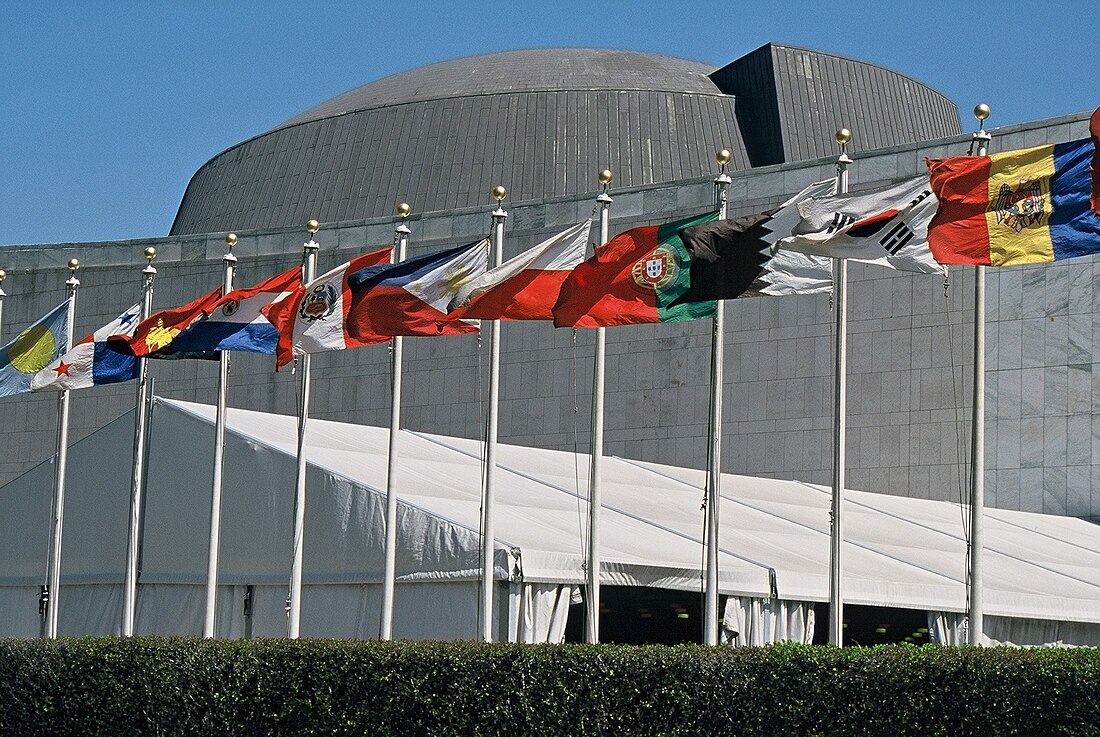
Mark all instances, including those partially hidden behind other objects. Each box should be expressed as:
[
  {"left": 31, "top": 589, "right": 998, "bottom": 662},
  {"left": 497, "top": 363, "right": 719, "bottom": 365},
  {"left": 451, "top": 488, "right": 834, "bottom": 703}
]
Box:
[
  {"left": 169, "top": 266, "right": 302, "bottom": 355},
  {"left": 927, "top": 132, "right": 1100, "bottom": 266},
  {"left": 32, "top": 303, "right": 141, "bottom": 392},
  {"left": 345, "top": 239, "right": 489, "bottom": 342}
]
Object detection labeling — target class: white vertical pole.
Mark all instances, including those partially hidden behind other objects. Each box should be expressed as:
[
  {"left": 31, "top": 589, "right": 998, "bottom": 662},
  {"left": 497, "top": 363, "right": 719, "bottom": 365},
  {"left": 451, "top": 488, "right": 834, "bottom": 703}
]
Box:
[
  {"left": 704, "top": 151, "right": 732, "bottom": 646},
  {"left": 0, "top": 270, "right": 7, "bottom": 341},
  {"left": 381, "top": 204, "right": 411, "bottom": 641},
  {"left": 45, "top": 259, "right": 80, "bottom": 639},
  {"left": 203, "top": 233, "right": 237, "bottom": 638},
  {"left": 828, "top": 129, "right": 852, "bottom": 647},
  {"left": 587, "top": 169, "right": 613, "bottom": 644},
  {"left": 969, "top": 104, "right": 991, "bottom": 645},
  {"left": 479, "top": 187, "right": 508, "bottom": 642},
  {"left": 288, "top": 220, "right": 320, "bottom": 639},
  {"left": 122, "top": 247, "right": 158, "bottom": 636}
]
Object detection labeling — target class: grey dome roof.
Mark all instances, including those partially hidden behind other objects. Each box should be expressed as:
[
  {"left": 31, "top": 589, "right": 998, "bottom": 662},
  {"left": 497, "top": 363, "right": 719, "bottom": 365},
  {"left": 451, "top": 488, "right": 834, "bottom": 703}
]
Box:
[
  {"left": 276, "top": 49, "right": 724, "bottom": 129},
  {"left": 171, "top": 44, "right": 960, "bottom": 236}
]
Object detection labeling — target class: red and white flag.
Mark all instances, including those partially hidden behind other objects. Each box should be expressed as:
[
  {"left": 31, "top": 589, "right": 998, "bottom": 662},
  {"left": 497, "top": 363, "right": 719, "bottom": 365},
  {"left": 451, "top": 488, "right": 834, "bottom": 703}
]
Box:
[
  {"left": 263, "top": 247, "right": 392, "bottom": 369},
  {"left": 450, "top": 220, "right": 591, "bottom": 320}
]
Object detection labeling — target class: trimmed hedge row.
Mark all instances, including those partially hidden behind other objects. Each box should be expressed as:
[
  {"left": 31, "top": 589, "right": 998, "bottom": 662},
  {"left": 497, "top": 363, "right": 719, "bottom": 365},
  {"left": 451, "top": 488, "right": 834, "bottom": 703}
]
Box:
[{"left": 1, "top": 639, "right": 1098, "bottom": 736}]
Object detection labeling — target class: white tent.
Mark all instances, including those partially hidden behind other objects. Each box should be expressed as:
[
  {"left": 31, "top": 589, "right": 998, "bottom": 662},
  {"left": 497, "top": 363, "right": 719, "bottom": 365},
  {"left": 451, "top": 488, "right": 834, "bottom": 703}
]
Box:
[{"left": 2, "top": 397, "right": 1099, "bottom": 645}]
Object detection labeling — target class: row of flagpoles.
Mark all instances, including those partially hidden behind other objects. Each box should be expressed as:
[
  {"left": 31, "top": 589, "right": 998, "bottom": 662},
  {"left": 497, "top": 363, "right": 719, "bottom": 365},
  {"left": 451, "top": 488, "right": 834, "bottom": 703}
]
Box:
[{"left": 5, "top": 102, "right": 1098, "bottom": 643}]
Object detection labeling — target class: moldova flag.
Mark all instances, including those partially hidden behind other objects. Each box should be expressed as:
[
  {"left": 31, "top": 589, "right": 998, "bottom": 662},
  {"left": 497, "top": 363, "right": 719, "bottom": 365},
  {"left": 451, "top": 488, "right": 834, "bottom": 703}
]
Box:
[
  {"left": 551, "top": 213, "right": 718, "bottom": 328},
  {"left": 927, "top": 133, "right": 1100, "bottom": 266}
]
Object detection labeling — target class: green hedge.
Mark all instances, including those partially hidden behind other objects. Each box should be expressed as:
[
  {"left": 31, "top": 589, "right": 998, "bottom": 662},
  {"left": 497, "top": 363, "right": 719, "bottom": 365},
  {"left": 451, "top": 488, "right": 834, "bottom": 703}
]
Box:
[{"left": 1, "top": 639, "right": 1098, "bottom": 736}]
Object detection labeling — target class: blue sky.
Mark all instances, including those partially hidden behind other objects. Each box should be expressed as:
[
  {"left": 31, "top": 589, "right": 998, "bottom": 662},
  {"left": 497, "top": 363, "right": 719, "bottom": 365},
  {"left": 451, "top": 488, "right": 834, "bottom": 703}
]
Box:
[{"left": 2, "top": 1, "right": 1097, "bottom": 246}]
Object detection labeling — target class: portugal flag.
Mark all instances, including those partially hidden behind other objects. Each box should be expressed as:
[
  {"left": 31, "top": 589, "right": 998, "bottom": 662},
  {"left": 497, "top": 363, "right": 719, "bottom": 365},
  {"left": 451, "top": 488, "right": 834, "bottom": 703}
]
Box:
[{"left": 551, "top": 213, "right": 718, "bottom": 328}]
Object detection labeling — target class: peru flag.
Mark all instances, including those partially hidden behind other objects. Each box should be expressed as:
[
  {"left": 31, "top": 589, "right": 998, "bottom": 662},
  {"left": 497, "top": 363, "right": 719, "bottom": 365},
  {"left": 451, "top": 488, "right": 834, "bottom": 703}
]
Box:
[
  {"left": 345, "top": 239, "right": 490, "bottom": 343},
  {"left": 450, "top": 220, "right": 591, "bottom": 320},
  {"left": 32, "top": 303, "right": 142, "bottom": 391},
  {"left": 263, "top": 247, "right": 393, "bottom": 369}
]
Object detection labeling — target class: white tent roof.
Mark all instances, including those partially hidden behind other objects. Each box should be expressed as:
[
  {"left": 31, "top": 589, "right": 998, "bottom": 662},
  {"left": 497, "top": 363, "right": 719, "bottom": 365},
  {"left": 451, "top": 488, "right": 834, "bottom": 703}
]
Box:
[
  {"left": 3, "top": 396, "right": 1099, "bottom": 626},
  {"left": 163, "top": 398, "right": 1100, "bottom": 624}
]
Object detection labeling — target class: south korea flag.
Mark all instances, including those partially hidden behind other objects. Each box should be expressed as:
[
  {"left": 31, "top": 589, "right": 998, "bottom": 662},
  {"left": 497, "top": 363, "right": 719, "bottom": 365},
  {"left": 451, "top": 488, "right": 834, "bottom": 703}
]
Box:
[{"left": 776, "top": 176, "right": 945, "bottom": 275}]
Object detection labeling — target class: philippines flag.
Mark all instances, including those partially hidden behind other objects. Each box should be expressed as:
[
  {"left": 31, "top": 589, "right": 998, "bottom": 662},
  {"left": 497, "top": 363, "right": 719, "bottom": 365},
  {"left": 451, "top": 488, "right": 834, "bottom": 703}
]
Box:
[
  {"left": 169, "top": 266, "right": 302, "bottom": 355},
  {"left": 263, "top": 248, "right": 393, "bottom": 369},
  {"left": 32, "top": 303, "right": 141, "bottom": 392},
  {"left": 449, "top": 220, "right": 591, "bottom": 320},
  {"left": 345, "top": 239, "right": 489, "bottom": 343}
]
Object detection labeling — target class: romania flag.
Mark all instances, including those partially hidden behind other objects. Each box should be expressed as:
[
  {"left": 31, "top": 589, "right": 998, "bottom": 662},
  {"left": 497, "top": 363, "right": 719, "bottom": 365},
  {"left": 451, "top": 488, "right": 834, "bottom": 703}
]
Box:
[{"left": 927, "top": 130, "right": 1100, "bottom": 267}]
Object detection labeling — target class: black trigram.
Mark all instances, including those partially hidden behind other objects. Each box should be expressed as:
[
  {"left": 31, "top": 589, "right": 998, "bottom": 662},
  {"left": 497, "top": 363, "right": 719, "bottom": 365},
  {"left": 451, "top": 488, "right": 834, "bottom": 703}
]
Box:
[
  {"left": 880, "top": 221, "right": 915, "bottom": 254},
  {"left": 826, "top": 212, "right": 856, "bottom": 234}
]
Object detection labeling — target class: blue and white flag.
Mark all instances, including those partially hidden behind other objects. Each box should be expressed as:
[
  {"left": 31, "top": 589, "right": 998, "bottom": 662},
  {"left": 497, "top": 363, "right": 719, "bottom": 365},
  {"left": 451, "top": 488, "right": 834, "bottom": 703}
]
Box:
[
  {"left": 0, "top": 300, "right": 70, "bottom": 397},
  {"left": 32, "top": 303, "right": 141, "bottom": 392},
  {"left": 169, "top": 266, "right": 302, "bottom": 355}
]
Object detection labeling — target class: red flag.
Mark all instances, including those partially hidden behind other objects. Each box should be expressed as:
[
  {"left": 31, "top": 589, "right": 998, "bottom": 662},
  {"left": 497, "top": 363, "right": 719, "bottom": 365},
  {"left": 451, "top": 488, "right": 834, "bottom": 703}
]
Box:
[
  {"left": 1091, "top": 106, "right": 1100, "bottom": 215},
  {"left": 106, "top": 288, "right": 222, "bottom": 358}
]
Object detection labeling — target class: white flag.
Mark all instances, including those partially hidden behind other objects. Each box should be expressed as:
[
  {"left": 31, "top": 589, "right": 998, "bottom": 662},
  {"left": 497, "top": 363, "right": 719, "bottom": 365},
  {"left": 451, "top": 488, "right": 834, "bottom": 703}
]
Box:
[{"left": 776, "top": 176, "right": 945, "bottom": 275}]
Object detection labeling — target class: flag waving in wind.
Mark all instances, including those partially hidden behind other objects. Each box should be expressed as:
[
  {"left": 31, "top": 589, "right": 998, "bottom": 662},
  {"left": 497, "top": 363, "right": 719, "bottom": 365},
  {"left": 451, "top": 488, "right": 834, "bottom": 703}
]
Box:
[
  {"left": 107, "top": 288, "right": 222, "bottom": 359},
  {"left": 776, "top": 176, "right": 945, "bottom": 274},
  {"left": 451, "top": 220, "right": 591, "bottom": 320},
  {"left": 32, "top": 303, "right": 141, "bottom": 392},
  {"left": 927, "top": 132, "right": 1100, "bottom": 266},
  {"left": 552, "top": 213, "right": 718, "bottom": 328},
  {"left": 345, "top": 239, "right": 489, "bottom": 342},
  {"left": 263, "top": 247, "right": 393, "bottom": 369},
  {"left": 670, "top": 180, "right": 835, "bottom": 304},
  {"left": 0, "top": 300, "right": 70, "bottom": 398},
  {"left": 169, "top": 266, "right": 302, "bottom": 355}
]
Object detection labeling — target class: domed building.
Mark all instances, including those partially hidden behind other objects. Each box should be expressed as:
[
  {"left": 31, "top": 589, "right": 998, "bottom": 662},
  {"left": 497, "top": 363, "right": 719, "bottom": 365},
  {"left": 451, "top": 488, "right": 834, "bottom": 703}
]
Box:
[{"left": 170, "top": 44, "right": 960, "bottom": 235}]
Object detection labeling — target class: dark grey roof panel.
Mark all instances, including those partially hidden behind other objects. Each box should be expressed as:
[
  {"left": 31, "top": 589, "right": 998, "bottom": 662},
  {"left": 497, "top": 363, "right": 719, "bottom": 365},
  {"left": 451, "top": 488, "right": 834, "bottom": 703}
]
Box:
[
  {"left": 277, "top": 48, "right": 723, "bottom": 129},
  {"left": 172, "top": 89, "right": 749, "bottom": 235},
  {"left": 711, "top": 43, "right": 961, "bottom": 165}
]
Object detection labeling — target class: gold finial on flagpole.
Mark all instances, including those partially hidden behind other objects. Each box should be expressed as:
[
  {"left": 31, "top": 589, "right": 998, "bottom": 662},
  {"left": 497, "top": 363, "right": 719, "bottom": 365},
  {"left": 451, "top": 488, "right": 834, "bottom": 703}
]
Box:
[
  {"left": 306, "top": 219, "right": 320, "bottom": 234},
  {"left": 492, "top": 185, "right": 507, "bottom": 202},
  {"left": 68, "top": 258, "right": 80, "bottom": 274},
  {"left": 974, "top": 103, "right": 990, "bottom": 129},
  {"left": 598, "top": 169, "right": 613, "bottom": 190},
  {"left": 835, "top": 128, "right": 852, "bottom": 148},
  {"left": 396, "top": 203, "right": 411, "bottom": 219},
  {"left": 144, "top": 246, "right": 157, "bottom": 262},
  {"left": 716, "top": 149, "right": 731, "bottom": 172},
  {"left": 225, "top": 233, "right": 237, "bottom": 249},
  {"left": 0, "top": 269, "right": 6, "bottom": 283}
]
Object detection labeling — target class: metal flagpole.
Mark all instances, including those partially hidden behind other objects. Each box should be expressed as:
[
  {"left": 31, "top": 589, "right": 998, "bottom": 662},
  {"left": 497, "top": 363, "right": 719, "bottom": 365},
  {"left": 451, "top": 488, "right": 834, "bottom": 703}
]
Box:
[
  {"left": 46, "top": 258, "right": 80, "bottom": 639},
  {"left": 587, "top": 169, "right": 613, "bottom": 644},
  {"left": 968, "top": 103, "right": 991, "bottom": 645},
  {"left": 704, "top": 151, "right": 732, "bottom": 646},
  {"left": 288, "top": 219, "right": 321, "bottom": 639},
  {"left": 203, "top": 233, "right": 237, "bottom": 638},
  {"left": 380, "top": 203, "right": 411, "bottom": 641},
  {"left": 0, "top": 269, "right": 6, "bottom": 341},
  {"left": 479, "top": 186, "right": 508, "bottom": 642},
  {"left": 121, "top": 247, "right": 158, "bottom": 636},
  {"left": 828, "top": 128, "right": 852, "bottom": 647}
]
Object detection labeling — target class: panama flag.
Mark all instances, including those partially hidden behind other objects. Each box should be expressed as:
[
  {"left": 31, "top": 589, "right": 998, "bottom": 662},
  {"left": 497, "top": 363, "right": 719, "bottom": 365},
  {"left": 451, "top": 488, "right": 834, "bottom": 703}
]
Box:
[
  {"left": 263, "top": 247, "right": 393, "bottom": 369},
  {"left": 0, "top": 300, "right": 70, "bottom": 397},
  {"left": 169, "top": 266, "right": 302, "bottom": 355},
  {"left": 345, "top": 239, "right": 490, "bottom": 342},
  {"left": 552, "top": 213, "right": 719, "bottom": 328},
  {"left": 107, "top": 288, "right": 222, "bottom": 359},
  {"left": 31, "top": 303, "right": 141, "bottom": 392},
  {"left": 450, "top": 220, "right": 591, "bottom": 320},
  {"left": 776, "top": 176, "right": 944, "bottom": 274}
]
